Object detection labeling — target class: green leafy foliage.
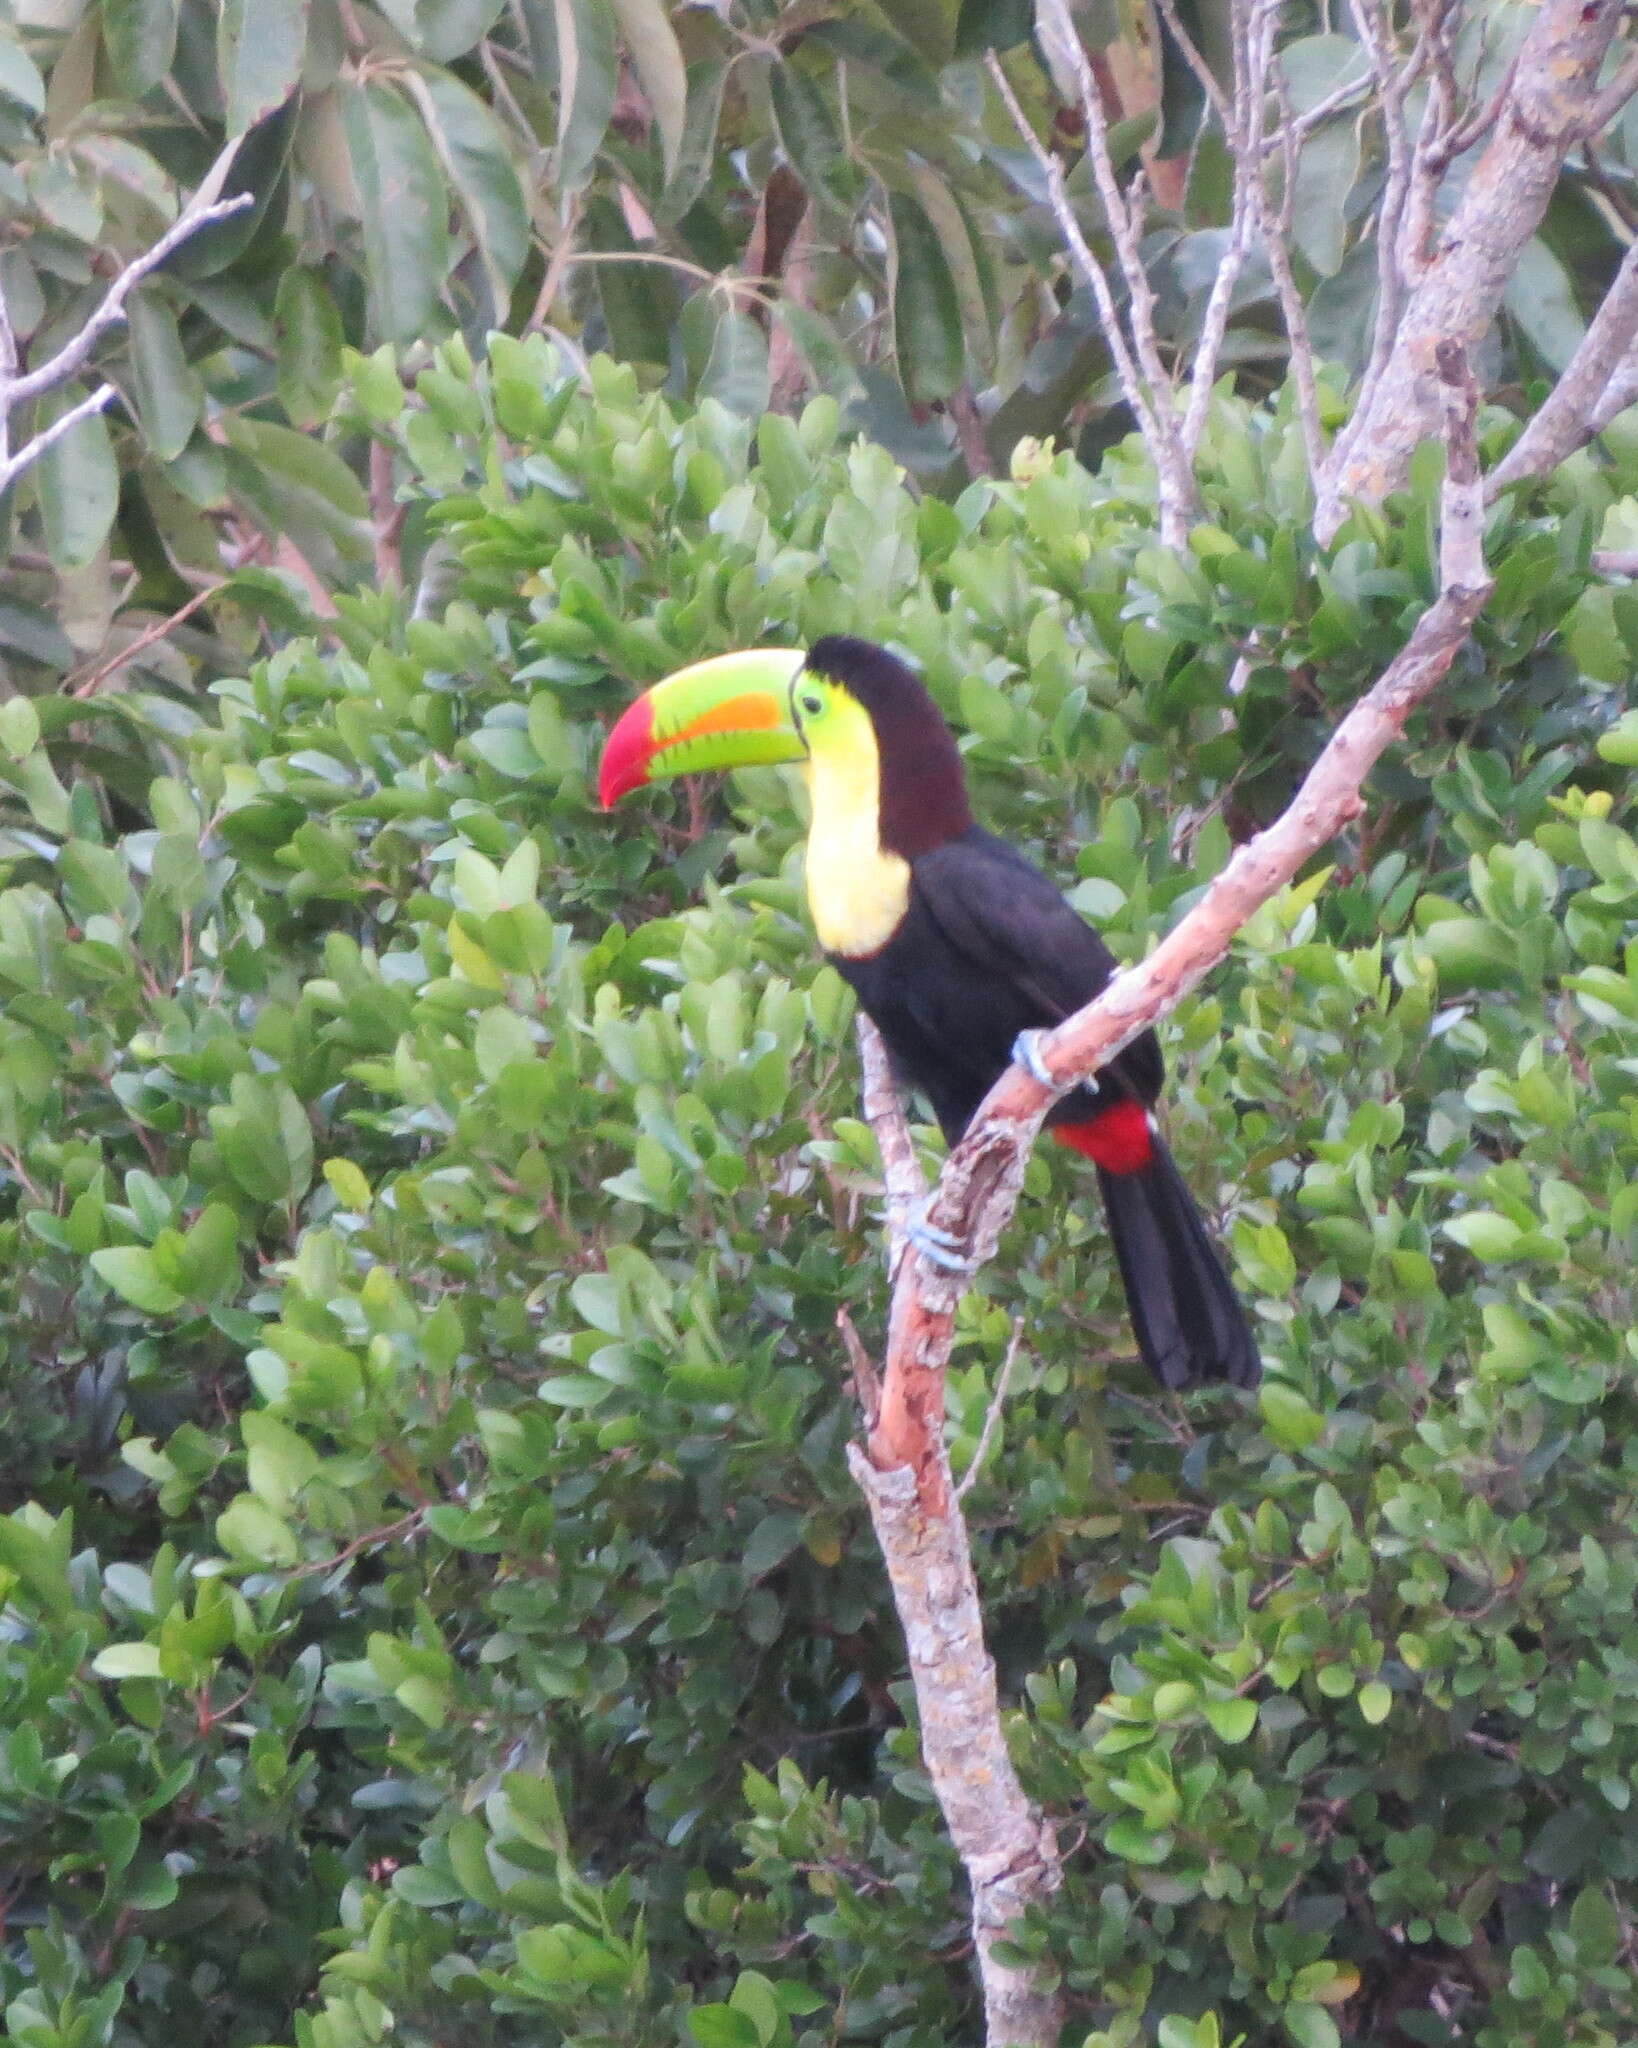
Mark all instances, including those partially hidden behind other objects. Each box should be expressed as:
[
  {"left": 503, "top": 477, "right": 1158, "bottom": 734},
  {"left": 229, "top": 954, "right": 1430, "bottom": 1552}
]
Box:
[{"left": 0, "top": 340, "right": 1635, "bottom": 2044}]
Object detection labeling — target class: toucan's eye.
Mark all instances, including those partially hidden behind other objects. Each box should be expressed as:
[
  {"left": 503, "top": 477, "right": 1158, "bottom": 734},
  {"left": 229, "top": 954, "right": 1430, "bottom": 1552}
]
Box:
[{"left": 799, "top": 691, "right": 824, "bottom": 718}]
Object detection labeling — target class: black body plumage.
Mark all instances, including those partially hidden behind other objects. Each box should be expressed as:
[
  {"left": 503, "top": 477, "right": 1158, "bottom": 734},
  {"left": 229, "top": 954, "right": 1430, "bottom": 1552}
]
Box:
[{"left": 806, "top": 638, "right": 1260, "bottom": 1391}]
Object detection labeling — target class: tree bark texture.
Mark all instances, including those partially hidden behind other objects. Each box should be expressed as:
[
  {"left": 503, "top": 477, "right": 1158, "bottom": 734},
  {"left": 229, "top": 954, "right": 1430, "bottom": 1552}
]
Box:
[
  {"left": 1321, "top": 0, "right": 1628, "bottom": 531},
  {"left": 848, "top": 1446, "right": 1065, "bottom": 2046}
]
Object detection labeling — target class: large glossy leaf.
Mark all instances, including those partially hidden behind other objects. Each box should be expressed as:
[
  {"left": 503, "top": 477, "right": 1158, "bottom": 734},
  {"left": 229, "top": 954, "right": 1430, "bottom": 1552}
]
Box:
[
  {"left": 0, "top": 29, "right": 46, "bottom": 113},
  {"left": 657, "top": 57, "right": 727, "bottom": 225},
  {"left": 126, "top": 291, "right": 202, "bottom": 462},
  {"left": 101, "top": 0, "right": 181, "bottom": 97},
  {"left": 375, "top": 0, "right": 508, "bottom": 60},
  {"left": 1505, "top": 236, "right": 1589, "bottom": 375},
  {"left": 769, "top": 56, "right": 845, "bottom": 208},
  {"left": 889, "top": 189, "right": 964, "bottom": 403},
  {"left": 610, "top": 0, "right": 687, "bottom": 184},
  {"left": 220, "top": 417, "right": 370, "bottom": 582},
  {"left": 343, "top": 79, "right": 452, "bottom": 345},
  {"left": 553, "top": 0, "right": 618, "bottom": 191},
  {"left": 275, "top": 267, "right": 345, "bottom": 426},
  {"left": 405, "top": 67, "right": 531, "bottom": 309},
  {"left": 218, "top": 0, "right": 307, "bottom": 135},
  {"left": 698, "top": 304, "right": 770, "bottom": 417},
  {"left": 32, "top": 385, "right": 118, "bottom": 570}
]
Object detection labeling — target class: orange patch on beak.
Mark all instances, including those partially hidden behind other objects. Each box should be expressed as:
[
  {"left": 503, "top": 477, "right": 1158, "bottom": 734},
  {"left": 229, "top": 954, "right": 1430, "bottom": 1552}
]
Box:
[{"left": 664, "top": 692, "right": 788, "bottom": 749}]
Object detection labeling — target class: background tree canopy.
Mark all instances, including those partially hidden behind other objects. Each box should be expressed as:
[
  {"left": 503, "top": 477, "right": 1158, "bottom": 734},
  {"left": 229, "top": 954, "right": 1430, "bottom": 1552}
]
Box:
[{"left": 0, "top": 2, "right": 1637, "bottom": 2045}]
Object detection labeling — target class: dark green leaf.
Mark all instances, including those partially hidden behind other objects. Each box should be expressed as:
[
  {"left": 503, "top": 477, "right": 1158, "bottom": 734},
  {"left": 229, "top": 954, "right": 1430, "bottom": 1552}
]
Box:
[
  {"left": 407, "top": 68, "right": 530, "bottom": 308},
  {"left": 32, "top": 385, "right": 118, "bottom": 569},
  {"left": 343, "top": 79, "right": 452, "bottom": 345},
  {"left": 218, "top": 0, "right": 306, "bottom": 135},
  {"left": 127, "top": 290, "right": 202, "bottom": 461},
  {"left": 889, "top": 189, "right": 964, "bottom": 402},
  {"left": 275, "top": 267, "right": 345, "bottom": 426},
  {"left": 553, "top": 0, "right": 618, "bottom": 191},
  {"left": 102, "top": 0, "right": 181, "bottom": 95}
]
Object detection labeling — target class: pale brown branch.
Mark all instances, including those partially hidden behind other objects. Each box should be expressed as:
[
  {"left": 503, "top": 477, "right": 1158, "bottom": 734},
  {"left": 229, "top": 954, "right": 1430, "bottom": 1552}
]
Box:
[
  {"left": 1487, "top": 236, "right": 1638, "bottom": 495},
  {"left": 370, "top": 438, "right": 405, "bottom": 587},
  {"left": 1579, "top": 46, "right": 1638, "bottom": 139},
  {"left": 984, "top": 53, "right": 1168, "bottom": 467},
  {"left": 953, "top": 1320, "right": 1025, "bottom": 1503},
  {"left": 845, "top": 1443, "right": 1064, "bottom": 2046},
  {"left": 857, "top": 1014, "right": 923, "bottom": 1264},
  {"left": 1181, "top": 0, "right": 1263, "bottom": 460},
  {"left": 0, "top": 380, "right": 120, "bottom": 497},
  {"left": 1257, "top": 9, "right": 1328, "bottom": 481},
  {"left": 929, "top": 352, "right": 1490, "bottom": 1269},
  {"left": 1033, "top": 0, "right": 1194, "bottom": 544},
  {"left": 0, "top": 137, "right": 252, "bottom": 497},
  {"left": 1321, "top": 0, "right": 1627, "bottom": 534},
  {"left": 69, "top": 581, "right": 230, "bottom": 700}
]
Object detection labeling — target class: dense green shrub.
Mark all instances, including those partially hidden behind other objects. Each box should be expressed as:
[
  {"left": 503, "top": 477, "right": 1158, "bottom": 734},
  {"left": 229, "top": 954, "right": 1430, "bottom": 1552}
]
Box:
[{"left": 0, "top": 339, "right": 1635, "bottom": 2046}]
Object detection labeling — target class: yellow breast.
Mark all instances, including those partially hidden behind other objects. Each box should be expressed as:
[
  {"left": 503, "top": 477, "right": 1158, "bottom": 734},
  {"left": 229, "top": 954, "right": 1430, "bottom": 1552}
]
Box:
[{"left": 800, "top": 705, "right": 911, "bottom": 958}]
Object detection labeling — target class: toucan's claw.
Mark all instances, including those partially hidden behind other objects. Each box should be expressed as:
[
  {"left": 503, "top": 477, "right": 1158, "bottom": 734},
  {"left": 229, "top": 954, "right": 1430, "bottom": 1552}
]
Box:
[
  {"left": 905, "top": 1197, "right": 976, "bottom": 1274},
  {"left": 1012, "top": 1029, "right": 1056, "bottom": 1089}
]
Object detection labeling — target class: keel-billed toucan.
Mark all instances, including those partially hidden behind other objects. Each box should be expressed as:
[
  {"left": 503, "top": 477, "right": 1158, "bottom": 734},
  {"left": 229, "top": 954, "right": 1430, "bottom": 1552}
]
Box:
[{"left": 599, "top": 635, "right": 1259, "bottom": 1391}]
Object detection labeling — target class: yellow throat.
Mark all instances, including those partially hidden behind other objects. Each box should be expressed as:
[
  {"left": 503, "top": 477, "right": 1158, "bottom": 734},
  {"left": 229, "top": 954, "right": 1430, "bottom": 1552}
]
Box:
[{"left": 800, "top": 695, "right": 911, "bottom": 958}]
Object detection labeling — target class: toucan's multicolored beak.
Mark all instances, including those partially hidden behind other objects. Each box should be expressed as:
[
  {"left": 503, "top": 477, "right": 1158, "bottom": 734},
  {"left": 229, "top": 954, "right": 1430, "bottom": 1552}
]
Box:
[{"left": 598, "top": 649, "right": 809, "bottom": 806}]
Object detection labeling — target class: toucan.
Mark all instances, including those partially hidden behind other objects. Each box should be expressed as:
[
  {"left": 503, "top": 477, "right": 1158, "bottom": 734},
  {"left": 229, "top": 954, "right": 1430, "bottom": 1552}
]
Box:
[{"left": 599, "top": 634, "right": 1259, "bottom": 1390}]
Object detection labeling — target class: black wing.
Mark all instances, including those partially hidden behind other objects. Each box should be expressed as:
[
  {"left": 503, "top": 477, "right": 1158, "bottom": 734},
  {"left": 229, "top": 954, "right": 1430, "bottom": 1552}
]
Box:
[{"left": 911, "top": 827, "right": 1165, "bottom": 1104}]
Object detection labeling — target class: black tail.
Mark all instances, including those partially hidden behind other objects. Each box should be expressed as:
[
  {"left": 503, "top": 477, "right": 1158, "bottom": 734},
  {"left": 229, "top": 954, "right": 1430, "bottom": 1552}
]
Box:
[{"left": 1096, "top": 1142, "right": 1260, "bottom": 1390}]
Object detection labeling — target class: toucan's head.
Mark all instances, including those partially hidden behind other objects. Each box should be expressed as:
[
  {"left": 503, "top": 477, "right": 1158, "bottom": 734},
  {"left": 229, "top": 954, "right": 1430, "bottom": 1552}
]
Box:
[{"left": 598, "top": 635, "right": 972, "bottom": 855}]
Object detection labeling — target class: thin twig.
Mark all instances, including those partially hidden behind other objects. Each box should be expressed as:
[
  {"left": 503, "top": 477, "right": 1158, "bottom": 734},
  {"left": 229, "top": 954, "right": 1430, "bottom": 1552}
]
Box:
[
  {"left": 1255, "top": 5, "right": 1327, "bottom": 480},
  {"left": 985, "top": 51, "right": 1166, "bottom": 460},
  {"left": 954, "top": 1320, "right": 1025, "bottom": 1502},
  {"left": 0, "top": 138, "right": 252, "bottom": 497},
  {"left": 1034, "top": 0, "right": 1194, "bottom": 543},
  {"left": 1579, "top": 46, "right": 1638, "bottom": 139},
  {"left": 1181, "top": 0, "right": 1262, "bottom": 459},
  {"left": 0, "top": 381, "right": 120, "bottom": 498},
  {"left": 1488, "top": 236, "right": 1638, "bottom": 495},
  {"left": 69, "top": 581, "right": 230, "bottom": 699},
  {"left": 6, "top": 140, "right": 249, "bottom": 410},
  {"left": 837, "top": 1306, "right": 882, "bottom": 1428}
]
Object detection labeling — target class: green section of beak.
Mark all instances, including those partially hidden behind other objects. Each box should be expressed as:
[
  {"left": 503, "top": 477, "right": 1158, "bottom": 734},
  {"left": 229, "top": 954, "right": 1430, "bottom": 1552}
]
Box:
[{"left": 600, "top": 648, "right": 807, "bottom": 805}]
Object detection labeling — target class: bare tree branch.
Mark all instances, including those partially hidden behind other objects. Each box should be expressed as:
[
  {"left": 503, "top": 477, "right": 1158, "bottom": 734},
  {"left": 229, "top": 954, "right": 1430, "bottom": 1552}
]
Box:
[
  {"left": 1255, "top": 8, "right": 1328, "bottom": 481},
  {"left": 1578, "top": 45, "right": 1638, "bottom": 139},
  {"left": 985, "top": 53, "right": 1170, "bottom": 481},
  {"left": 845, "top": 342, "right": 1491, "bottom": 2048},
  {"left": 0, "top": 380, "right": 120, "bottom": 499},
  {"left": 1488, "top": 236, "right": 1638, "bottom": 495},
  {"left": 1180, "top": 0, "right": 1263, "bottom": 460},
  {"left": 954, "top": 1320, "right": 1025, "bottom": 1503},
  {"left": 1348, "top": 0, "right": 1420, "bottom": 414},
  {"left": 0, "top": 137, "right": 252, "bottom": 499},
  {"left": 991, "top": 3, "right": 1197, "bottom": 547},
  {"left": 846, "top": 1444, "right": 1064, "bottom": 2047},
  {"left": 1320, "top": 0, "right": 1627, "bottom": 534},
  {"left": 912, "top": 347, "right": 1488, "bottom": 1296}
]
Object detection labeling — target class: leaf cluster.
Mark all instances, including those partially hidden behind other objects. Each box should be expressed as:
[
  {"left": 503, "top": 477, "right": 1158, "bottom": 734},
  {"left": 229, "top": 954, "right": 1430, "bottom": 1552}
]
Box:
[{"left": 0, "top": 341, "right": 1634, "bottom": 2045}]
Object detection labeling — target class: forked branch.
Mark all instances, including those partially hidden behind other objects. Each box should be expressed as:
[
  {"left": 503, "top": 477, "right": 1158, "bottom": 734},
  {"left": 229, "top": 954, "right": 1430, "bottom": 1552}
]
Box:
[
  {"left": 844, "top": 345, "right": 1491, "bottom": 2045},
  {"left": 0, "top": 138, "right": 252, "bottom": 496}
]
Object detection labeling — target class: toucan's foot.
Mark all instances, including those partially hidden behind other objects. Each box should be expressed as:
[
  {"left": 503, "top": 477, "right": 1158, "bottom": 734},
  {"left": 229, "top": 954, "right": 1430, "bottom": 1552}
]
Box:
[
  {"left": 905, "top": 1197, "right": 976, "bottom": 1274},
  {"left": 1012, "top": 1029, "right": 1056, "bottom": 1089}
]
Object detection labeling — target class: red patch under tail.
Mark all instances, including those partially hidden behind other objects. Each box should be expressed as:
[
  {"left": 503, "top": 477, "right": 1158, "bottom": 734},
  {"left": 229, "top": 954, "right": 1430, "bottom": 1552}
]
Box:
[{"left": 1053, "top": 1099, "right": 1155, "bottom": 1175}]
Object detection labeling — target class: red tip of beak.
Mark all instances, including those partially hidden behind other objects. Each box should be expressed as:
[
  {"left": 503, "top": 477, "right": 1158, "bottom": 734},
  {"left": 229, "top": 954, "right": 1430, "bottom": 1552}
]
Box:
[{"left": 599, "top": 695, "right": 656, "bottom": 807}]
